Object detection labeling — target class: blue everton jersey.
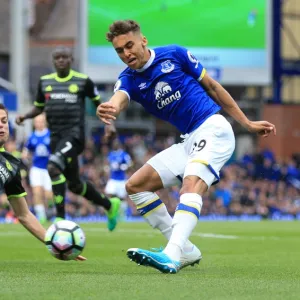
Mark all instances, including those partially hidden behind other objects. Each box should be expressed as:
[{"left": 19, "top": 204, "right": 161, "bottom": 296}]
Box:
[
  {"left": 115, "top": 45, "right": 220, "bottom": 134},
  {"left": 25, "top": 129, "right": 51, "bottom": 169},
  {"left": 108, "top": 150, "right": 131, "bottom": 181}
]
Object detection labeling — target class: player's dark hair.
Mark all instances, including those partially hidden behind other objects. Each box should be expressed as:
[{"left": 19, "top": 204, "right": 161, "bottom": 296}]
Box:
[
  {"left": 106, "top": 20, "right": 141, "bottom": 42},
  {"left": 0, "top": 104, "right": 8, "bottom": 116},
  {"left": 52, "top": 46, "right": 73, "bottom": 57}
]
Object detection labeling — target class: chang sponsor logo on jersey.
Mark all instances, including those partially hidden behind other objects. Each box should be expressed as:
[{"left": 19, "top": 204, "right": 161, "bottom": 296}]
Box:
[
  {"left": 0, "top": 164, "right": 10, "bottom": 184},
  {"left": 154, "top": 81, "right": 181, "bottom": 109},
  {"left": 50, "top": 93, "right": 77, "bottom": 103},
  {"left": 36, "top": 144, "right": 50, "bottom": 157}
]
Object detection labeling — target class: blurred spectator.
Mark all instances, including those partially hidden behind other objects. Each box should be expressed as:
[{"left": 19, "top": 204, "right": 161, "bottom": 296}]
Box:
[{"left": 1, "top": 132, "right": 300, "bottom": 221}]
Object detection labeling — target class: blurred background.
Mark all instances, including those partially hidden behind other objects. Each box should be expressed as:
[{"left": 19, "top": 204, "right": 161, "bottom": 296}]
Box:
[{"left": 1, "top": 0, "right": 300, "bottom": 222}]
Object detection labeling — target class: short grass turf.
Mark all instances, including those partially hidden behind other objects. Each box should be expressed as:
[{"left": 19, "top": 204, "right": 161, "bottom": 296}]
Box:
[{"left": 0, "top": 221, "right": 299, "bottom": 300}]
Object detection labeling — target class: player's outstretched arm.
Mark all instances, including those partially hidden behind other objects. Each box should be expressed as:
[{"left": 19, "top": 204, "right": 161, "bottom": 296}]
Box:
[
  {"left": 15, "top": 107, "right": 43, "bottom": 125},
  {"left": 200, "top": 73, "right": 276, "bottom": 138},
  {"left": 16, "top": 79, "right": 45, "bottom": 125},
  {"left": 10, "top": 196, "right": 46, "bottom": 242},
  {"left": 96, "top": 91, "right": 129, "bottom": 125},
  {"left": 10, "top": 197, "right": 87, "bottom": 260},
  {"left": 21, "top": 147, "right": 30, "bottom": 161}
]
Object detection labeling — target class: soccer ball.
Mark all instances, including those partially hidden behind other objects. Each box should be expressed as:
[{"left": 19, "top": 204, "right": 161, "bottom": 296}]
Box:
[{"left": 45, "top": 220, "right": 86, "bottom": 260}]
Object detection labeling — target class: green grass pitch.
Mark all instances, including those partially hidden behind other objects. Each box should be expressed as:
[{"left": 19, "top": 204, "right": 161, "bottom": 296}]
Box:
[
  {"left": 88, "top": 0, "right": 266, "bottom": 48},
  {"left": 0, "top": 221, "right": 299, "bottom": 300}
]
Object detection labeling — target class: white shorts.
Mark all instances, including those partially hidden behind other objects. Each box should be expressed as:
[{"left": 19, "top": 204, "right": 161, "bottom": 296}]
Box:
[
  {"left": 147, "top": 114, "right": 235, "bottom": 188},
  {"left": 105, "top": 179, "right": 127, "bottom": 199},
  {"left": 29, "top": 167, "right": 52, "bottom": 192}
]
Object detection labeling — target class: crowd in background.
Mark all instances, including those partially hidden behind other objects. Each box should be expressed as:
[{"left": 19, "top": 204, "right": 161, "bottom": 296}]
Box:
[{"left": 1, "top": 129, "right": 300, "bottom": 222}]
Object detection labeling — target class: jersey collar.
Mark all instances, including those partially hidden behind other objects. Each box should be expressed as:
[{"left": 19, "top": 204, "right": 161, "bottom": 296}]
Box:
[
  {"left": 54, "top": 70, "right": 74, "bottom": 82},
  {"left": 136, "top": 49, "right": 155, "bottom": 73},
  {"left": 34, "top": 128, "right": 48, "bottom": 137},
  {"left": 0, "top": 146, "right": 5, "bottom": 152}
]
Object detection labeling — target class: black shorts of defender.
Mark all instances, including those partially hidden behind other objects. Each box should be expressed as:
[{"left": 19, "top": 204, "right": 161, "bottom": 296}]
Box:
[
  {"left": 49, "top": 135, "right": 84, "bottom": 184},
  {"left": 48, "top": 135, "right": 113, "bottom": 220}
]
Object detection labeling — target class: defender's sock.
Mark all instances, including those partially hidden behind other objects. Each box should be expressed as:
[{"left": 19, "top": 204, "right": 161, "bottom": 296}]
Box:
[
  {"left": 51, "top": 174, "right": 67, "bottom": 219},
  {"left": 82, "top": 182, "right": 112, "bottom": 211},
  {"left": 164, "top": 193, "right": 202, "bottom": 261},
  {"left": 34, "top": 204, "right": 46, "bottom": 221},
  {"left": 129, "top": 191, "right": 195, "bottom": 252},
  {"left": 130, "top": 192, "right": 173, "bottom": 240}
]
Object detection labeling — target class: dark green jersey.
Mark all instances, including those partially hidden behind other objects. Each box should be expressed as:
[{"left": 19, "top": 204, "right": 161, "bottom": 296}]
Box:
[
  {"left": 34, "top": 69, "right": 101, "bottom": 140},
  {"left": 0, "top": 147, "right": 27, "bottom": 199}
]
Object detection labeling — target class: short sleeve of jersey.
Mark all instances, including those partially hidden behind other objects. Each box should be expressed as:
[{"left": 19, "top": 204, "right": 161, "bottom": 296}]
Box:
[
  {"left": 24, "top": 135, "right": 34, "bottom": 152},
  {"left": 114, "top": 75, "right": 137, "bottom": 101},
  {"left": 84, "top": 77, "right": 101, "bottom": 101},
  {"left": 174, "top": 46, "right": 206, "bottom": 81},
  {"left": 124, "top": 153, "right": 131, "bottom": 165},
  {"left": 34, "top": 79, "right": 45, "bottom": 109},
  {"left": 4, "top": 171, "right": 27, "bottom": 200}
]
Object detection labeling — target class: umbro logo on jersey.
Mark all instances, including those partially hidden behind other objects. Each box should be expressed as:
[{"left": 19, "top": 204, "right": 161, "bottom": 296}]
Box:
[
  {"left": 138, "top": 82, "right": 147, "bottom": 90},
  {"left": 161, "top": 60, "right": 175, "bottom": 73}
]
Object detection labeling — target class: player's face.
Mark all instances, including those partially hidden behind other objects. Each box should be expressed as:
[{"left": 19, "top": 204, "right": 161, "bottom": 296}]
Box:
[
  {"left": 113, "top": 31, "right": 148, "bottom": 70},
  {"left": 52, "top": 50, "right": 73, "bottom": 73},
  {"left": 0, "top": 109, "right": 9, "bottom": 145},
  {"left": 34, "top": 114, "right": 46, "bottom": 131}
]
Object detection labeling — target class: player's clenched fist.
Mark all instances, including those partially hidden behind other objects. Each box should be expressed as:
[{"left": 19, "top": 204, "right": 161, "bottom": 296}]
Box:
[
  {"left": 15, "top": 115, "right": 25, "bottom": 125},
  {"left": 97, "top": 102, "right": 117, "bottom": 125},
  {"left": 247, "top": 121, "right": 276, "bottom": 138}
]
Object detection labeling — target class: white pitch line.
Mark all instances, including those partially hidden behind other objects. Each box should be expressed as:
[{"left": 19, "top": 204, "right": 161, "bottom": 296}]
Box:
[
  {"left": 0, "top": 228, "right": 238, "bottom": 239},
  {"left": 194, "top": 233, "right": 238, "bottom": 239},
  {"left": 0, "top": 232, "right": 23, "bottom": 236},
  {"left": 0, "top": 228, "right": 281, "bottom": 240},
  {"left": 85, "top": 228, "right": 280, "bottom": 240},
  {"left": 85, "top": 227, "right": 239, "bottom": 239}
]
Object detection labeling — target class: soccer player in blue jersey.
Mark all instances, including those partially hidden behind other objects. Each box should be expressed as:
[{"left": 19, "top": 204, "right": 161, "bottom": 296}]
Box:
[
  {"left": 22, "top": 114, "right": 52, "bottom": 224},
  {"left": 97, "top": 20, "right": 276, "bottom": 273},
  {"left": 105, "top": 139, "right": 132, "bottom": 200}
]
